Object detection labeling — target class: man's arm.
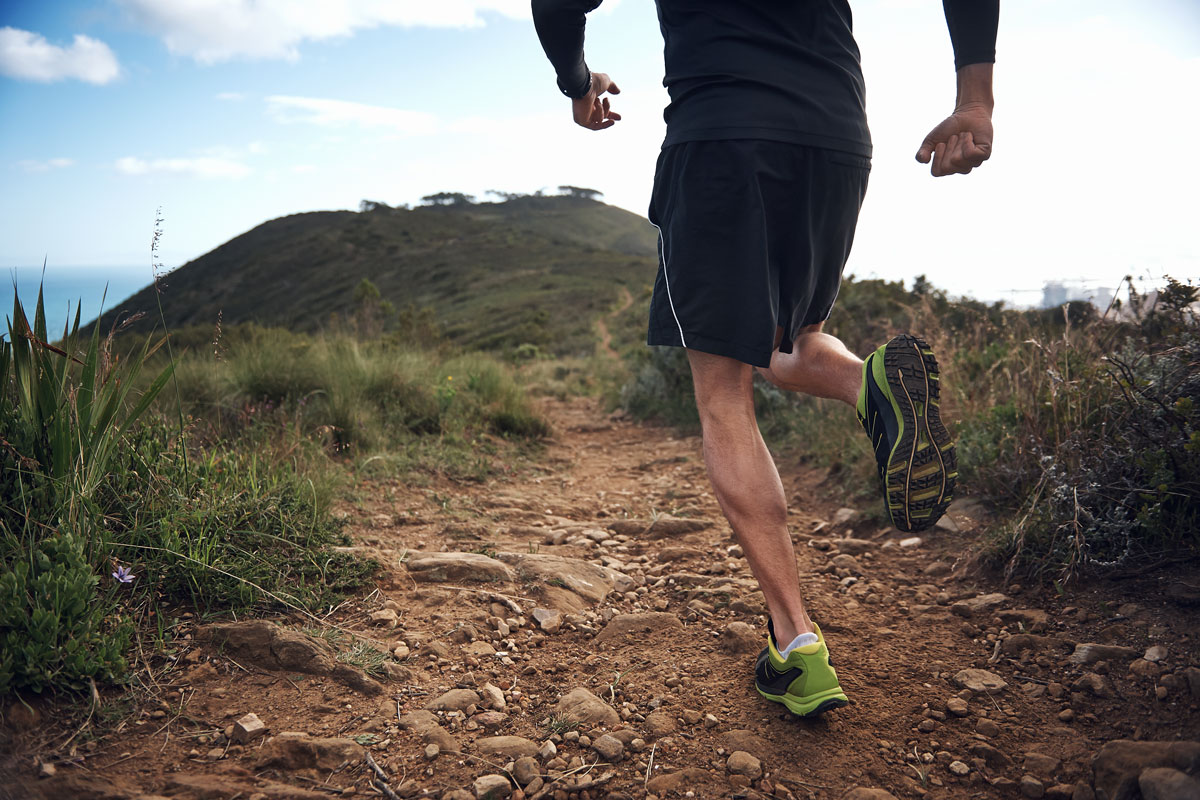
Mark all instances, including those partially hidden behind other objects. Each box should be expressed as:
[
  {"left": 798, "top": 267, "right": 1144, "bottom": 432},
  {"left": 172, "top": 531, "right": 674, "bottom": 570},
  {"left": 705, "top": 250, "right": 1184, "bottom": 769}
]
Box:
[
  {"left": 531, "top": 0, "right": 621, "bottom": 130},
  {"left": 915, "top": 0, "right": 999, "bottom": 177}
]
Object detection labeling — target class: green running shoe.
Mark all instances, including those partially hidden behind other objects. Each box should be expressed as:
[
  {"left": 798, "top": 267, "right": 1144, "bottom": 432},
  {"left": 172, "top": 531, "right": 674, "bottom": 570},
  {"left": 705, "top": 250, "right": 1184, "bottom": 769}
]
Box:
[
  {"left": 856, "top": 333, "right": 957, "bottom": 532},
  {"left": 754, "top": 620, "right": 848, "bottom": 718}
]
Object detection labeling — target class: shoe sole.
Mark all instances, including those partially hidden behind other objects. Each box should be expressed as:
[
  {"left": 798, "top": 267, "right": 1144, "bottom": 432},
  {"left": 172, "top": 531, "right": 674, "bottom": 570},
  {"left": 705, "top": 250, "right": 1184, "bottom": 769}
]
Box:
[
  {"left": 881, "top": 334, "right": 957, "bottom": 532},
  {"left": 756, "top": 686, "right": 849, "bottom": 718}
]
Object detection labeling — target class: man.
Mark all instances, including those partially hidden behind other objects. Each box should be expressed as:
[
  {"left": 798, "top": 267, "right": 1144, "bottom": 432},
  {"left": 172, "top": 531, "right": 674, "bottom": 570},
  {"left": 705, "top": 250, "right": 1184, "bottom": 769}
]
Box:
[{"left": 533, "top": 0, "right": 997, "bottom": 717}]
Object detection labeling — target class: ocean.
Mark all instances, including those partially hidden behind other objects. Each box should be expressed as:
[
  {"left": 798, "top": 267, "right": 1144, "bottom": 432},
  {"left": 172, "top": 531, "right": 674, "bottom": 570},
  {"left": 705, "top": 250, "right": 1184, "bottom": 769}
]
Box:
[{"left": 3, "top": 265, "right": 152, "bottom": 340}]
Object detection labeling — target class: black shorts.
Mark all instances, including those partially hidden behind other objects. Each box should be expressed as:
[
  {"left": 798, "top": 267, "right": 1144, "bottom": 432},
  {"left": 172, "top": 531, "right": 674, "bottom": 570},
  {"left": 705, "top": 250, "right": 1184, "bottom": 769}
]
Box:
[{"left": 646, "top": 139, "right": 870, "bottom": 368}]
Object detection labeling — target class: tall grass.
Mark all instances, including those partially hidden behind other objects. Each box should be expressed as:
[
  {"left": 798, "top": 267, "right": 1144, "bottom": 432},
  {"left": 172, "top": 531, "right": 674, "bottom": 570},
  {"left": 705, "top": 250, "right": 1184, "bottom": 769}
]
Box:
[{"left": 618, "top": 275, "right": 1200, "bottom": 579}]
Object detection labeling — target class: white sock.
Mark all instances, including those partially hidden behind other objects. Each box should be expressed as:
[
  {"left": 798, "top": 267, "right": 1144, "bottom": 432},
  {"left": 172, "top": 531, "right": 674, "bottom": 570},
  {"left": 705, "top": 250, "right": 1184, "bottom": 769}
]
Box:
[{"left": 778, "top": 631, "right": 819, "bottom": 657}]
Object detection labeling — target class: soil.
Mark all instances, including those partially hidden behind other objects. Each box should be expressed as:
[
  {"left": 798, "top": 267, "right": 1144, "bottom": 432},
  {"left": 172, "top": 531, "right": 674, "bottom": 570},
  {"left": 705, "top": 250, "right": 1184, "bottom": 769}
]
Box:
[{"left": 3, "top": 395, "right": 1198, "bottom": 800}]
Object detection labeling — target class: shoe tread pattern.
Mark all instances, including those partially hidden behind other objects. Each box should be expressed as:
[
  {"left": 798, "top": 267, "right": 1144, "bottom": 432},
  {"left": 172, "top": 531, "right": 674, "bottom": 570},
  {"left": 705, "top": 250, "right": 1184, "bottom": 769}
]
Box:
[{"left": 882, "top": 334, "right": 957, "bottom": 532}]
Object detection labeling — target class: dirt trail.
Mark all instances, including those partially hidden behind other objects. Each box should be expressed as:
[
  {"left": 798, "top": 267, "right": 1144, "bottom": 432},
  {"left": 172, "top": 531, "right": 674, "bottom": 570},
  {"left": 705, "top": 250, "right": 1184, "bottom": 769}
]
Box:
[
  {"left": 9, "top": 396, "right": 1199, "bottom": 800},
  {"left": 595, "top": 287, "right": 634, "bottom": 360}
]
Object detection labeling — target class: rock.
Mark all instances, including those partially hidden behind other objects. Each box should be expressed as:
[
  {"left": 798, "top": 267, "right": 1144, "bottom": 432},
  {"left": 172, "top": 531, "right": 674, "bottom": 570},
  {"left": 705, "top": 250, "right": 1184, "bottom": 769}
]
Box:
[
  {"left": 646, "top": 768, "right": 710, "bottom": 795},
  {"left": 38, "top": 762, "right": 55, "bottom": 779},
  {"left": 1069, "top": 643, "right": 1138, "bottom": 665},
  {"left": 554, "top": 688, "right": 619, "bottom": 727},
  {"left": 946, "top": 697, "right": 969, "bottom": 717},
  {"left": 999, "top": 608, "right": 1050, "bottom": 631},
  {"left": 426, "top": 689, "right": 481, "bottom": 712},
  {"left": 953, "top": 669, "right": 1008, "bottom": 693},
  {"left": 405, "top": 552, "right": 515, "bottom": 584},
  {"left": 1025, "top": 753, "right": 1062, "bottom": 779},
  {"left": 727, "top": 751, "right": 763, "bottom": 780},
  {"left": 1129, "top": 659, "right": 1162, "bottom": 680},
  {"left": 899, "top": 536, "right": 922, "bottom": 548},
  {"left": 232, "top": 712, "right": 267, "bottom": 744},
  {"left": 477, "top": 736, "right": 538, "bottom": 760},
  {"left": 833, "top": 508, "right": 862, "bottom": 526},
  {"left": 1072, "top": 672, "right": 1110, "bottom": 698},
  {"left": 1001, "top": 634, "right": 1076, "bottom": 657},
  {"left": 393, "top": 645, "right": 411, "bottom": 660},
  {"left": 496, "top": 552, "right": 626, "bottom": 603},
  {"left": 538, "top": 740, "right": 557, "bottom": 761},
  {"left": 918, "top": 719, "right": 937, "bottom": 733},
  {"left": 970, "top": 742, "right": 1011, "bottom": 769},
  {"left": 1139, "top": 768, "right": 1200, "bottom": 800},
  {"left": 397, "top": 710, "right": 458, "bottom": 751},
  {"left": 681, "top": 709, "right": 703, "bottom": 725},
  {"left": 463, "top": 640, "right": 497, "bottom": 657},
  {"left": 255, "top": 733, "right": 365, "bottom": 771},
  {"left": 644, "top": 709, "right": 676, "bottom": 738},
  {"left": 1046, "top": 785, "right": 1076, "bottom": 800},
  {"left": 532, "top": 608, "right": 562, "bottom": 634},
  {"left": 1144, "top": 645, "right": 1168, "bottom": 663},
  {"left": 951, "top": 593, "right": 1008, "bottom": 618},
  {"left": 830, "top": 554, "right": 862, "bottom": 573},
  {"left": 473, "top": 774, "right": 512, "bottom": 800},
  {"left": 646, "top": 515, "right": 711, "bottom": 539},
  {"left": 835, "top": 538, "right": 875, "bottom": 555},
  {"left": 594, "top": 613, "right": 683, "bottom": 646},
  {"left": 1185, "top": 667, "right": 1200, "bottom": 698},
  {"left": 843, "top": 789, "right": 899, "bottom": 800},
  {"left": 592, "top": 733, "right": 625, "bottom": 762},
  {"left": 720, "top": 622, "right": 761, "bottom": 655},
  {"left": 1093, "top": 740, "right": 1200, "bottom": 800},
  {"left": 1022, "top": 775, "right": 1046, "bottom": 799},
  {"left": 977, "top": 719, "right": 1001, "bottom": 738},
  {"left": 474, "top": 711, "right": 507, "bottom": 729},
  {"left": 369, "top": 609, "right": 398, "bottom": 627},
  {"left": 481, "top": 683, "right": 506, "bottom": 710},
  {"left": 1073, "top": 782, "right": 1096, "bottom": 800},
  {"left": 924, "top": 561, "right": 953, "bottom": 577},
  {"left": 513, "top": 756, "right": 539, "bottom": 786},
  {"left": 199, "top": 621, "right": 380, "bottom": 694},
  {"left": 425, "top": 744, "right": 440, "bottom": 760},
  {"left": 1166, "top": 582, "right": 1200, "bottom": 606},
  {"left": 949, "top": 761, "right": 970, "bottom": 776}
]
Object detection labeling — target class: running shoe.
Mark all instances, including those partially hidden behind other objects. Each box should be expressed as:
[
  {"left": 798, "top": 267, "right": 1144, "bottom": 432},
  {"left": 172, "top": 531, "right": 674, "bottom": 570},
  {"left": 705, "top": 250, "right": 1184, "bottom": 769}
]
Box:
[
  {"left": 856, "top": 333, "right": 957, "bottom": 532},
  {"left": 754, "top": 620, "right": 848, "bottom": 717}
]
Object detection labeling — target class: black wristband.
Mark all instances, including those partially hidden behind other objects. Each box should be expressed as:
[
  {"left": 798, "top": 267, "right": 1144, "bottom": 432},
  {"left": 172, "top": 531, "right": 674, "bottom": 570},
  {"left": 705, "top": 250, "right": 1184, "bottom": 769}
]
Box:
[{"left": 558, "top": 69, "right": 592, "bottom": 100}]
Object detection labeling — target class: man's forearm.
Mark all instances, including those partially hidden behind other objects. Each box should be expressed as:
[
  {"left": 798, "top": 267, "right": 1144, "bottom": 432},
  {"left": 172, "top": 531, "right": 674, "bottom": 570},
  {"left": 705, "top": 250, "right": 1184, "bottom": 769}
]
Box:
[
  {"left": 532, "top": 0, "right": 602, "bottom": 99},
  {"left": 956, "top": 63, "right": 993, "bottom": 112}
]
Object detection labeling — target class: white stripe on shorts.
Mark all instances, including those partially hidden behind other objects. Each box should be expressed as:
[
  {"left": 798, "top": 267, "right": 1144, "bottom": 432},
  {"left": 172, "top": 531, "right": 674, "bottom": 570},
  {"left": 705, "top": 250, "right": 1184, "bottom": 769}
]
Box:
[{"left": 649, "top": 221, "right": 687, "bottom": 347}]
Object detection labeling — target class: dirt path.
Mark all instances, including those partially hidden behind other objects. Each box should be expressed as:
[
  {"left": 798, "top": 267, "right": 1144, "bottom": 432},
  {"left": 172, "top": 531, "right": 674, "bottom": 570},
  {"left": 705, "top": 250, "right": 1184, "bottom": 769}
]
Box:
[
  {"left": 595, "top": 287, "right": 634, "bottom": 360},
  {"left": 12, "top": 396, "right": 1199, "bottom": 800}
]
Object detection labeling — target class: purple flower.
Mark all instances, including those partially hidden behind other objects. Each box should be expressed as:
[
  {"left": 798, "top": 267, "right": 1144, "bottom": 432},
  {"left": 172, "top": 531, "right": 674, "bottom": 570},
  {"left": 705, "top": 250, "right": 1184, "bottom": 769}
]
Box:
[{"left": 112, "top": 565, "right": 135, "bottom": 584}]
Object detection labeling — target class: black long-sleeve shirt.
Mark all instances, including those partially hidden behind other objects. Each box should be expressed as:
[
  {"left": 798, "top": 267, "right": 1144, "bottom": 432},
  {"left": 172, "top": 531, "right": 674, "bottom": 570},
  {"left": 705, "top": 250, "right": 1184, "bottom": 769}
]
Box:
[{"left": 532, "top": 0, "right": 999, "bottom": 158}]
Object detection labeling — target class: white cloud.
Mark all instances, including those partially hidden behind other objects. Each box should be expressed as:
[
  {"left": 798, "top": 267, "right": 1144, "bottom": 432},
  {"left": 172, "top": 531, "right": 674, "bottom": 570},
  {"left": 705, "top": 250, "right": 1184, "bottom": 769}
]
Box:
[
  {"left": 267, "top": 95, "right": 438, "bottom": 135},
  {"left": 116, "top": 156, "right": 251, "bottom": 179},
  {"left": 18, "top": 157, "right": 75, "bottom": 172},
  {"left": 120, "top": 0, "right": 533, "bottom": 63},
  {"left": 0, "top": 27, "right": 120, "bottom": 84},
  {"left": 216, "top": 91, "right": 245, "bottom": 101}
]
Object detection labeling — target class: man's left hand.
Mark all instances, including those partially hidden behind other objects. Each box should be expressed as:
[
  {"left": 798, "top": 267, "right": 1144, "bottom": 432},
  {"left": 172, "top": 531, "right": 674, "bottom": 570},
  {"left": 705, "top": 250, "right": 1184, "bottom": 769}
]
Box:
[{"left": 573, "top": 72, "right": 621, "bottom": 130}]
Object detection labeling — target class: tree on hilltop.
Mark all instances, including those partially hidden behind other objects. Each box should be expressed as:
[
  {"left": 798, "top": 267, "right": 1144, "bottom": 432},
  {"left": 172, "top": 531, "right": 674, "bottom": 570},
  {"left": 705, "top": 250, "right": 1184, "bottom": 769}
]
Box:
[
  {"left": 557, "top": 185, "right": 603, "bottom": 200},
  {"left": 420, "top": 192, "right": 476, "bottom": 206}
]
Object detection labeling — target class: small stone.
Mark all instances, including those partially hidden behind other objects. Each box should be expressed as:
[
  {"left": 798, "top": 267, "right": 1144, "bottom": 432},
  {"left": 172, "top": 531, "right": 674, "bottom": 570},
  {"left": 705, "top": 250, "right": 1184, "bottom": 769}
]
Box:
[
  {"left": 949, "top": 761, "right": 970, "bottom": 776},
  {"left": 1021, "top": 775, "right": 1046, "bottom": 799},
  {"left": 393, "top": 645, "right": 410, "bottom": 659},
  {"left": 954, "top": 669, "right": 1008, "bottom": 693},
  {"left": 681, "top": 709, "right": 703, "bottom": 725},
  {"left": 592, "top": 733, "right": 624, "bottom": 762},
  {"left": 918, "top": 719, "right": 937, "bottom": 733},
  {"left": 533, "top": 608, "right": 562, "bottom": 634},
  {"left": 1143, "top": 645, "right": 1167, "bottom": 663},
  {"left": 426, "top": 689, "right": 482, "bottom": 712},
  {"left": 513, "top": 756, "right": 539, "bottom": 786},
  {"left": 38, "top": 762, "right": 56, "bottom": 779},
  {"left": 473, "top": 774, "right": 512, "bottom": 800},
  {"left": 554, "top": 688, "right": 619, "bottom": 727},
  {"left": 232, "top": 712, "right": 267, "bottom": 744},
  {"left": 370, "top": 609, "right": 398, "bottom": 627},
  {"left": 425, "top": 744, "right": 440, "bottom": 760},
  {"left": 976, "top": 719, "right": 1001, "bottom": 737},
  {"left": 727, "top": 751, "right": 763, "bottom": 780},
  {"left": 537, "top": 740, "right": 557, "bottom": 761},
  {"left": 1068, "top": 643, "right": 1137, "bottom": 665},
  {"left": 475, "top": 711, "right": 508, "bottom": 729},
  {"left": 1024, "top": 753, "right": 1061, "bottom": 779},
  {"left": 1139, "top": 767, "right": 1200, "bottom": 800},
  {"left": 206, "top": 747, "right": 225, "bottom": 760},
  {"left": 476, "top": 736, "right": 539, "bottom": 760},
  {"left": 946, "top": 697, "right": 969, "bottom": 717},
  {"left": 1058, "top": 709, "right": 1075, "bottom": 723},
  {"left": 482, "top": 683, "right": 507, "bottom": 710},
  {"left": 1129, "top": 659, "right": 1162, "bottom": 680},
  {"left": 899, "top": 536, "right": 922, "bottom": 548},
  {"left": 703, "top": 713, "right": 719, "bottom": 729}
]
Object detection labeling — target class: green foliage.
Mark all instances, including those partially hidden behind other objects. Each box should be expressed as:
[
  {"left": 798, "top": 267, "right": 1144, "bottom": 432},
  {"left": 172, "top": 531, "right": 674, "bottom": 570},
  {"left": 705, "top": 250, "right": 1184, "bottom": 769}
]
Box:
[{"left": 0, "top": 531, "right": 131, "bottom": 694}]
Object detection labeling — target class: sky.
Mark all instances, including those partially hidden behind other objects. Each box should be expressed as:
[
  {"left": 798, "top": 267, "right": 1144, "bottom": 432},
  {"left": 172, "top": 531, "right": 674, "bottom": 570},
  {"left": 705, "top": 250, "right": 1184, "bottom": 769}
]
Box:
[{"left": 1, "top": 0, "right": 1198, "bottom": 306}]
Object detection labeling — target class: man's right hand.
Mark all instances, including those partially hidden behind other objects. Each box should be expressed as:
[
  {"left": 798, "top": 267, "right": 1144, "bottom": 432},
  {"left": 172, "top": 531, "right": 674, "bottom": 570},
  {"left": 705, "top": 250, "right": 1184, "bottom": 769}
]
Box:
[
  {"left": 572, "top": 72, "right": 621, "bottom": 131},
  {"left": 915, "top": 62, "right": 994, "bottom": 177}
]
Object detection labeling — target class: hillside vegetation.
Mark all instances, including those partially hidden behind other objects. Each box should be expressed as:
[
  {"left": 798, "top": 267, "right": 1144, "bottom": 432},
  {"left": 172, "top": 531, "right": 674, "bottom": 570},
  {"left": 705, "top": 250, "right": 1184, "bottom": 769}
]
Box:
[{"left": 90, "top": 196, "right": 657, "bottom": 356}]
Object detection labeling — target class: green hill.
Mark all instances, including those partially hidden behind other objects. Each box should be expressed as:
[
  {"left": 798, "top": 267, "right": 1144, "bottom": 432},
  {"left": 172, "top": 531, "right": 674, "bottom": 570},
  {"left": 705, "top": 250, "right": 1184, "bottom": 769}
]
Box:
[{"left": 91, "top": 195, "right": 658, "bottom": 356}]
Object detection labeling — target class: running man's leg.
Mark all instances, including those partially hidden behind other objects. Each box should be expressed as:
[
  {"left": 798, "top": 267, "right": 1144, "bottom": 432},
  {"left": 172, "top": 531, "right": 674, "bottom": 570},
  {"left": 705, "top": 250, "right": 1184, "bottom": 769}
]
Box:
[
  {"left": 686, "top": 348, "right": 814, "bottom": 646},
  {"left": 757, "top": 323, "right": 862, "bottom": 407}
]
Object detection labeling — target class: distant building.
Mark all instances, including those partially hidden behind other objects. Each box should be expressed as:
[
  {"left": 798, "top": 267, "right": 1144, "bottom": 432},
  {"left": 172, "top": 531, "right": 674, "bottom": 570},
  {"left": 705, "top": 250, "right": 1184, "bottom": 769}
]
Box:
[{"left": 1041, "top": 280, "right": 1115, "bottom": 311}]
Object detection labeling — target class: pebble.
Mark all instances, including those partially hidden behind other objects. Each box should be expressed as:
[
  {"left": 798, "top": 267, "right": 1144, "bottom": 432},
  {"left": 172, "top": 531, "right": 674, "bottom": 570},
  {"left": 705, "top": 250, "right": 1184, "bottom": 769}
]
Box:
[
  {"left": 592, "top": 733, "right": 625, "bottom": 762},
  {"left": 1144, "top": 645, "right": 1167, "bottom": 662},
  {"left": 232, "top": 712, "right": 267, "bottom": 743},
  {"left": 1021, "top": 775, "right": 1045, "bottom": 799},
  {"left": 727, "top": 751, "right": 763, "bottom": 780},
  {"left": 977, "top": 719, "right": 1001, "bottom": 737},
  {"left": 946, "top": 697, "right": 969, "bottom": 717},
  {"left": 425, "top": 744, "right": 440, "bottom": 760},
  {"left": 473, "top": 774, "right": 512, "bottom": 799},
  {"left": 949, "top": 761, "right": 970, "bottom": 776}
]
